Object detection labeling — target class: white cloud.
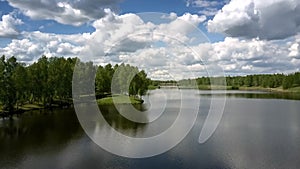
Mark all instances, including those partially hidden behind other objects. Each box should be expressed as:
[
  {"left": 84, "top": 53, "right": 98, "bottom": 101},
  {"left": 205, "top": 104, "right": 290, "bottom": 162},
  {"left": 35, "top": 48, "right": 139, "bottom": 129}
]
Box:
[
  {"left": 289, "top": 43, "right": 300, "bottom": 58},
  {"left": 0, "top": 12, "right": 205, "bottom": 62},
  {"left": 198, "top": 37, "right": 296, "bottom": 74},
  {"left": 0, "top": 13, "right": 23, "bottom": 38},
  {"left": 208, "top": 0, "right": 300, "bottom": 40},
  {"left": 1, "top": 39, "right": 43, "bottom": 61},
  {"left": 0, "top": 30, "right": 87, "bottom": 62},
  {"left": 1, "top": 12, "right": 300, "bottom": 78},
  {"left": 155, "top": 13, "right": 206, "bottom": 44},
  {"left": 6, "top": 0, "right": 121, "bottom": 26},
  {"left": 161, "top": 12, "right": 178, "bottom": 20}
]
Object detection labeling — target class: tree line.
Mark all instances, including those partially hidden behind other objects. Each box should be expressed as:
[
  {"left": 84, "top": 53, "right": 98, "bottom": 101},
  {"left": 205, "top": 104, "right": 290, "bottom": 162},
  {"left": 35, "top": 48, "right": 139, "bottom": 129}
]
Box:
[
  {"left": 195, "top": 73, "right": 300, "bottom": 89},
  {"left": 0, "top": 55, "right": 150, "bottom": 114}
]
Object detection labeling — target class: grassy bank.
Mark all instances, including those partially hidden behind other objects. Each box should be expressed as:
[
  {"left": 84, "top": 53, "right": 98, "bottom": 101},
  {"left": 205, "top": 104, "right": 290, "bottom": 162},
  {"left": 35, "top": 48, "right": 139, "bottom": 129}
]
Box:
[
  {"left": 195, "top": 85, "right": 300, "bottom": 93},
  {"left": 18, "top": 103, "right": 45, "bottom": 111},
  {"left": 0, "top": 103, "right": 45, "bottom": 118},
  {"left": 198, "top": 85, "right": 234, "bottom": 90},
  {"left": 236, "top": 86, "right": 300, "bottom": 93},
  {"left": 148, "top": 85, "right": 159, "bottom": 90},
  {"left": 0, "top": 99, "right": 72, "bottom": 118},
  {"left": 97, "top": 95, "right": 144, "bottom": 105}
]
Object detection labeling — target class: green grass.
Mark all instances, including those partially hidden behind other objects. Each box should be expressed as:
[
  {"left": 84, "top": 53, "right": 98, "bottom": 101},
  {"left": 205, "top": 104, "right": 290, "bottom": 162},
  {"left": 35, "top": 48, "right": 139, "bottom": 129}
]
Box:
[
  {"left": 288, "top": 86, "right": 300, "bottom": 92},
  {"left": 196, "top": 85, "right": 300, "bottom": 93},
  {"left": 148, "top": 85, "right": 158, "bottom": 90},
  {"left": 97, "top": 95, "right": 144, "bottom": 105},
  {"left": 18, "top": 103, "right": 44, "bottom": 110},
  {"left": 197, "top": 85, "right": 234, "bottom": 90},
  {"left": 0, "top": 103, "right": 45, "bottom": 115},
  {"left": 212, "top": 85, "right": 300, "bottom": 93},
  {"left": 238, "top": 86, "right": 270, "bottom": 91}
]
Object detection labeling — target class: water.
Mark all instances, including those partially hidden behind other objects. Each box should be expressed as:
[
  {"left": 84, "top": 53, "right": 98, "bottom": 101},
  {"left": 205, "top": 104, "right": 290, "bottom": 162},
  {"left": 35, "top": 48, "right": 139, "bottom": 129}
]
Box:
[{"left": 0, "top": 90, "right": 300, "bottom": 169}]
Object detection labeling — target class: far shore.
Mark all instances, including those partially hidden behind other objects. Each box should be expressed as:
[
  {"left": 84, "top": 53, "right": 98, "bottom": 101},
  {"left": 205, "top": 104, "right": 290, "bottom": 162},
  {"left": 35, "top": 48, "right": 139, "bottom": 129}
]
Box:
[{"left": 175, "top": 85, "right": 300, "bottom": 93}]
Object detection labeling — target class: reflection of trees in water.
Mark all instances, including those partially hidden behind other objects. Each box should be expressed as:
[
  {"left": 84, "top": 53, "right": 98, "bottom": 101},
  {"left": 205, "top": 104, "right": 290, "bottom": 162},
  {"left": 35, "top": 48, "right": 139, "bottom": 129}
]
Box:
[
  {"left": 0, "top": 108, "right": 83, "bottom": 167},
  {"left": 99, "top": 104, "right": 147, "bottom": 137}
]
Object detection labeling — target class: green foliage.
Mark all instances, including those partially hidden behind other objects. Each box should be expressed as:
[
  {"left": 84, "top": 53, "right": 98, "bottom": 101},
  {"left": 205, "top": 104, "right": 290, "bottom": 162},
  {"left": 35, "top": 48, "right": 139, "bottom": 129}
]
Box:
[
  {"left": 294, "top": 72, "right": 300, "bottom": 86},
  {"left": 97, "top": 95, "right": 143, "bottom": 105},
  {"left": 0, "top": 56, "right": 77, "bottom": 113},
  {"left": 0, "top": 56, "right": 17, "bottom": 113},
  {"left": 0, "top": 55, "right": 150, "bottom": 113},
  {"left": 96, "top": 63, "right": 150, "bottom": 97},
  {"left": 95, "top": 64, "right": 114, "bottom": 94},
  {"left": 283, "top": 75, "right": 294, "bottom": 89},
  {"left": 194, "top": 73, "right": 297, "bottom": 90}
]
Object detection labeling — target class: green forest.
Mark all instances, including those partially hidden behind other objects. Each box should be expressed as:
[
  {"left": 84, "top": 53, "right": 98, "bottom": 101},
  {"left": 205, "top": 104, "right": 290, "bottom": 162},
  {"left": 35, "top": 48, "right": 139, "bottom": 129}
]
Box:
[
  {"left": 156, "top": 73, "right": 300, "bottom": 91},
  {"left": 1, "top": 55, "right": 300, "bottom": 116},
  {"left": 195, "top": 73, "right": 300, "bottom": 90},
  {"left": 0, "top": 55, "right": 149, "bottom": 116}
]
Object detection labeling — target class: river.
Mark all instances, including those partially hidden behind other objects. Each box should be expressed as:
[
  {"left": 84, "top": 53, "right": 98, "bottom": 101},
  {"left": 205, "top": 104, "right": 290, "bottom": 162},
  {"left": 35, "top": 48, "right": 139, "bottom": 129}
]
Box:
[{"left": 0, "top": 89, "right": 300, "bottom": 169}]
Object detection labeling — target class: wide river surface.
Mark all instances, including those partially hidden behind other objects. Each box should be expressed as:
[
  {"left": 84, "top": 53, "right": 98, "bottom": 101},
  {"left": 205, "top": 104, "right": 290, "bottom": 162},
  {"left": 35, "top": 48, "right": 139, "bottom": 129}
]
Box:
[{"left": 0, "top": 89, "right": 300, "bottom": 169}]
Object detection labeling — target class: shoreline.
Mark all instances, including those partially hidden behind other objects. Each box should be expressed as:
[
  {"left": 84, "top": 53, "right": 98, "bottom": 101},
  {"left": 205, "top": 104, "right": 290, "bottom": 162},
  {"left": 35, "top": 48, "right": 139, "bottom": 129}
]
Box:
[
  {"left": 0, "top": 95, "right": 144, "bottom": 118},
  {"left": 177, "top": 85, "right": 300, "bottom": 93},
  {"left": 2, "top": 87, "right": 298, "bottom": 118},
  {"left": 0, "top": 100, "right": 73, "bottom": 119},
  {"left": 230, "top": 86, "right": 300, "bottom": 94},
  {"left": 97, "top": 95, "right": 144, "bottom": 105}
]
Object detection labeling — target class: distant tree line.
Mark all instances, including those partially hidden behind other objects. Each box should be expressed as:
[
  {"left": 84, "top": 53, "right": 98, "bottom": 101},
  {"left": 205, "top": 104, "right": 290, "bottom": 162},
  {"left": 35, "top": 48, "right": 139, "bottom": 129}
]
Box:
[
  {"left": 0, "top": 55, "right": 149, "bottom": 114},
  {"left": 195, "top": 73, "right": 300, "bottom": 89},
  {"left": 151, "top": 73, "right": 300, "bottom": 90}
]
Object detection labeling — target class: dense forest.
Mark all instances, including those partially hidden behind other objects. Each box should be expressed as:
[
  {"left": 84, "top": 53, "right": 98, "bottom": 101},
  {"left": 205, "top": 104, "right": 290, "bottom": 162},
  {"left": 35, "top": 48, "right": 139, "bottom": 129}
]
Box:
[
  {"left": 177, "top": 73, "right": 300, "bottom": 90},
  {"left": 196, "top": 73, "right": 300, "bottom": 89},
  {"left": 0, "top": 55, "right": 149, "bottom": 115}
]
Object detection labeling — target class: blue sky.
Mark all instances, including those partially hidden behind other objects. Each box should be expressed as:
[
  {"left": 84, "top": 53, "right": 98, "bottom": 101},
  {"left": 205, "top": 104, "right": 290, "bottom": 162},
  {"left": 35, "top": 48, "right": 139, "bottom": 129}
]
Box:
[
  {"left": 0, "top": 0, "right": 225, "bottom": 42},
  {"left": 0, "top": 0, "right": 300, "bottom": 78}
]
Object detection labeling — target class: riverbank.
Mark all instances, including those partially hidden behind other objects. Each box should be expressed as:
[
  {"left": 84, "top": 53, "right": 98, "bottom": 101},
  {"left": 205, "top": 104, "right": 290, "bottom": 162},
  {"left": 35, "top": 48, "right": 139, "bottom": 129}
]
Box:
[
  {"left": 149, "top": 84, "right": 300, "bottom": 93},
  {"left": 234, "top": 86, "right": 300, "bottom": 93},
  {"left": 0, "top": 100, "right": 72, "bottom": 118},
  {"left": 196, "top": 85, "right": 300, "bottom": 93},
  {"left": 97, "top": 95, "right": 144, "bottom": 105},
  {"left": 0, "top": 95, "right": 144, "bottom": 118}
]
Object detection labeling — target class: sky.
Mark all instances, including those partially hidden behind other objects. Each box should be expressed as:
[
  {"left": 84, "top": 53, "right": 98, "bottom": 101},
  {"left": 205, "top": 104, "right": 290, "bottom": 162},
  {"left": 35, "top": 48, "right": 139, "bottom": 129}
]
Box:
[{"left": 0, "top": 0, "right": 300, "bottom": 79}]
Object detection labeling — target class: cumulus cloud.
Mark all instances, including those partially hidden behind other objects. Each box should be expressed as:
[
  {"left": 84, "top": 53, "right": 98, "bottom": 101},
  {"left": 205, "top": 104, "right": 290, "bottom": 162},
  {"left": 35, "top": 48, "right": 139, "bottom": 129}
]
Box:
[
  {"left": 158, "top": 13, "right": 206, "bottom": 34},
  {"left": 194, "top": 37, "right": 296, "bottom": 74},
  {"left": 0, "top": 12, "right": 205, "bottom": 61},
  {"left": 289, "top": 43, "right": 300, "bottom": 58},
  {"left": 1, "top": 39, "right": 42, "bottom": 61},
  {"left": 1, "top": 11, "right": 300, "bottom": 78},
  {"left": 6, "top": 0, "right": 121, "bottom": 26},
  {"left": 208, "top": 0, "right": 300, "bottom": 40},
  {"left": 0, "top": 31, "right": 86, "bottom": 62},
  {"left": 0, "top": 13, "right": 23, "bottom": 38}
]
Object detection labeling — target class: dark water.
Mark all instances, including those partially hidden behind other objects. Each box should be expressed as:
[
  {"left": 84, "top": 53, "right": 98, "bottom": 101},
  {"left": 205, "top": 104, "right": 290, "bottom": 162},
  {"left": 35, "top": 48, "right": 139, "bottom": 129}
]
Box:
[{"left": 1, "top": 90, "right": 300, "bottom": 169}]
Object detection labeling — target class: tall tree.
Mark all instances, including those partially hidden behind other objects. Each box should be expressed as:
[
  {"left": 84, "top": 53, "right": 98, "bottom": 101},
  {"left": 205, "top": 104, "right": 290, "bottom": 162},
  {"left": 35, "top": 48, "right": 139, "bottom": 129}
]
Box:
[
  {"left": 12, "top": 63, "right": 28, "bottom": 107},
  {"left": 282, "top": 75, "right": 294, "bottom": 89},
  {"left": 0, "top": 56, "right": 17, "bottom": 113}
]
